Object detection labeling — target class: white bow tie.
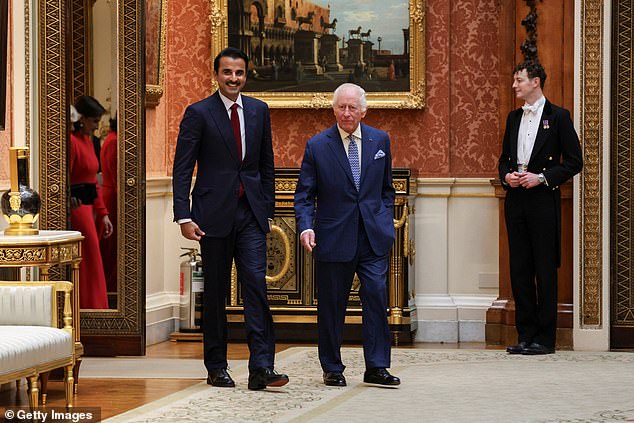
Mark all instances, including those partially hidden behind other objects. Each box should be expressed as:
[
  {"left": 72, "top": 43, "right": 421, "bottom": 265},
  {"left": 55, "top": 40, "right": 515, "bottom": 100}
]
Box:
[{"left": 522, "top": 103, "right": 539, "bottom": 114}]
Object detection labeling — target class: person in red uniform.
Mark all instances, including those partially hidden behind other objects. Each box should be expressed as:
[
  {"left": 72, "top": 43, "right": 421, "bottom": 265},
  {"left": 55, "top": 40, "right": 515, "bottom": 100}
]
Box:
[
  {"left": 70, "top": 95, "right": 113, "bottom": 309},
  {"left": 99, "top": 116, "right": 117, "bottom": 293}
]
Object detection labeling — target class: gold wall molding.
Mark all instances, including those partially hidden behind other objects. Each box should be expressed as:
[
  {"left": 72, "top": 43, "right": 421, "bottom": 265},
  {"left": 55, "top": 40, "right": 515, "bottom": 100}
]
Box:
[
  {"left": 611, "top": 0, "right": 634, "bottom": 330},
  {"left": 146, "top": 0, "right": 168, "bottom": 107},
  {"left": 70, "top": 0, "right": 90, "bottom": 101},
  {"left": 38, "top": 0, "right": 68, "bottom": 232},
  {"left": 579, "top": 0, "right": 603, "bottom": 328}
]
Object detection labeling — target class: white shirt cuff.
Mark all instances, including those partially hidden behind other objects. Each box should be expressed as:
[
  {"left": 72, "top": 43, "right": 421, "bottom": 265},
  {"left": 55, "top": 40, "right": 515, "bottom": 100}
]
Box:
[
  {"left": 300, "top": 229, "right": 314, "bottom": 237},
  {"left": 177, "top": 218, "right": 193, "bottom": 225}
]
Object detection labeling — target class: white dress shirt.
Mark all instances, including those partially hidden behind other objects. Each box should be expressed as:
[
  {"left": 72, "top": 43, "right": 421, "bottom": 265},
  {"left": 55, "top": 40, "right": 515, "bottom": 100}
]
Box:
[{"left": 517, "top": 95, "right": 546, "bottom": 167}]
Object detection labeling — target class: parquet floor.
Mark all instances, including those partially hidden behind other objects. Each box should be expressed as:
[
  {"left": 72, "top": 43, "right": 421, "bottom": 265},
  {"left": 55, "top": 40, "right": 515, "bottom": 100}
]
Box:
[{"left": 0, "top": 341, "right": 489, "bottom": 420}]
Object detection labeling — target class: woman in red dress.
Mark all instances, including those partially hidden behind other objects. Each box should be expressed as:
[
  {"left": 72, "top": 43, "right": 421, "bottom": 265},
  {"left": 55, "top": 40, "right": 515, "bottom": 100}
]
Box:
[
  {"left": 70, "top": 96, "right": 113, "bottom": 309},
  {"left": 99, "top": 117, "right": 117, "bottom": 293}
]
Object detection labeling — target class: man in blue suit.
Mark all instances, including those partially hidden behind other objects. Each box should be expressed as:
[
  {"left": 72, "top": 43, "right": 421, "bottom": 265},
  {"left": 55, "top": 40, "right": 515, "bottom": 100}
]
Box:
[
  {"left": 173, "top": 47, "right": 288, "bottom": 390},
  {"left": 294, "top": 83, "right": 400, "bottom": 387}
]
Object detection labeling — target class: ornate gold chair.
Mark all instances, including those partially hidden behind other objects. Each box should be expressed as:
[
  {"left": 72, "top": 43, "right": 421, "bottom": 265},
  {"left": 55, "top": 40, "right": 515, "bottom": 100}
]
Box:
[{"left": 0, "top": 281, "right": 75, "bottom": 408}]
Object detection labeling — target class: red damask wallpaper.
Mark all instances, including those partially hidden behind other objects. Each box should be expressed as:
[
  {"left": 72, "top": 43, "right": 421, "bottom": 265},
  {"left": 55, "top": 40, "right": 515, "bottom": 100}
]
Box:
[{"left": 159, "top": 0, "right": 499, "bottom": 178}]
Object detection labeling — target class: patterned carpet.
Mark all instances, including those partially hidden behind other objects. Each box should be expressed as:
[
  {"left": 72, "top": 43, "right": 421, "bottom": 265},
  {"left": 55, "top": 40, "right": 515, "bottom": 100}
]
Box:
[{"left": 102, "top": 347, "right": 634, "bottom": 423}]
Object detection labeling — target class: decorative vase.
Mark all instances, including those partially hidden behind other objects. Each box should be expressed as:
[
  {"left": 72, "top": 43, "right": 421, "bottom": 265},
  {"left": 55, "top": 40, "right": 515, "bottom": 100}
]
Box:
[
  {"left": 1, "top": 147, "right": 40, "bottom": 235},
  {"left": 1, "top": 185, "right": 41, "bottom": 235}
]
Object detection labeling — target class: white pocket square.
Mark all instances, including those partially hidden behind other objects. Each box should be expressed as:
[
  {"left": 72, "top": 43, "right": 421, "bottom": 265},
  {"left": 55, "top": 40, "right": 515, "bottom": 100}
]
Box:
[{"left": 374, "top": 150, "right": 386, "bottom": 160}]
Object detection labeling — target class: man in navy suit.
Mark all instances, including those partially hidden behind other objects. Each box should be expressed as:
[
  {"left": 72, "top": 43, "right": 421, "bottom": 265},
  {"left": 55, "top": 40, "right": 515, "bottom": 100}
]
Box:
[
  {"left": 294, "top": 83, "right": 400, "bottom": 387},
  {"left": 173, "top": 47, "right": 288, "bottom": 390},
  {"left": 499, "top": 61, "right": 583, "bottom": 355}
]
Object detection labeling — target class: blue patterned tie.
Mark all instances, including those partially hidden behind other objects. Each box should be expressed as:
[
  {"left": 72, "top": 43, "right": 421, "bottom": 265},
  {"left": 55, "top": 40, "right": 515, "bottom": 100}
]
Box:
[{"left": 348, "top": 135, "right": 360, "bottom": 191}]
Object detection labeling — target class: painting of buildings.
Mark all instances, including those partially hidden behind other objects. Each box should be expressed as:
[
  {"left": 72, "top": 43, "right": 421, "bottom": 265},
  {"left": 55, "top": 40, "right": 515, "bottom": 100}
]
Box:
[{"left": 227, "top": 0, "right": 410, "bottom": 93}]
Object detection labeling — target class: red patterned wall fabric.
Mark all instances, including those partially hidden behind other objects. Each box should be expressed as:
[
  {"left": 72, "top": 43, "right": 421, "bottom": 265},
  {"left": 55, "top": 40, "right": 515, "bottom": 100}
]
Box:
[
  {"left": 165, "top": 0, "right": 213, "bottom": 175},
  {"left": 162, "top": 0, "right": 499, "bottom": 178},
  {"left": 449, "top": 0, "right": 500, "bottom": 177}
]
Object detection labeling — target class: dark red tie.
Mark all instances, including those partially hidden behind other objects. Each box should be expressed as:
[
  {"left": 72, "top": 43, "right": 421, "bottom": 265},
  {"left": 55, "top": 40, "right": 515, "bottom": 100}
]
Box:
[{"left": 230, "top": 103, "right": 244, "bottom": 197}]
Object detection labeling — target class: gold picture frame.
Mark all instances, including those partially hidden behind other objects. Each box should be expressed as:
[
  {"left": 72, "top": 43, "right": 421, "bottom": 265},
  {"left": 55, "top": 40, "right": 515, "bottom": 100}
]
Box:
[
  {"left": 209, "top": 0, "right": 426, "bottom": 109},
  {"left": 145, "top": 0, "right": 167, "bottom": 107}
]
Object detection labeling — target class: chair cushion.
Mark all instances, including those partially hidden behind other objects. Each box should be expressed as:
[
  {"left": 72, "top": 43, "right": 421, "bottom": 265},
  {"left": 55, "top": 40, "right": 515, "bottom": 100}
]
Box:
[
  {"left": 0, "top": 285, "right": 53, "bottom": 326},
  {"left": 0, "top": 326, "right": 72, "bottom": 376}
]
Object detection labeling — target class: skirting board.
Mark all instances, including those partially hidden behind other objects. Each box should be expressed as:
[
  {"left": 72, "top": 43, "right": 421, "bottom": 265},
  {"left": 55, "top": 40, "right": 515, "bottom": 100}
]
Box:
[{"left": 415, "top": 294, "right": 496, "bottom": 342}]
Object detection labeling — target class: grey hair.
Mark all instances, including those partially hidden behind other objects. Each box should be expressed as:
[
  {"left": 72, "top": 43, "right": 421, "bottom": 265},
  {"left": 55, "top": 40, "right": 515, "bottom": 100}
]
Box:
[{"left": 332, "top": 83, "right": 367, "bottom": 112}]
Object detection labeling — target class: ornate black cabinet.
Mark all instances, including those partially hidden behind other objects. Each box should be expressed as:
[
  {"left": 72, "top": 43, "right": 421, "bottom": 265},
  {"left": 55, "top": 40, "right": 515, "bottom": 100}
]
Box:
[{"left": 227, "top": 168, "right": 417, "bottom": 344}]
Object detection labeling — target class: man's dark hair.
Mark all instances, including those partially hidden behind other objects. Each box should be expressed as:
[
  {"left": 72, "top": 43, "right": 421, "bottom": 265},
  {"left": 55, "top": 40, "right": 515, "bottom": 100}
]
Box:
[
  {"left": 213, "top": 47, "right": 249, "bottom": 73},
  {"left": 513, "top": 60, "right": 547, "bottom": 88}
]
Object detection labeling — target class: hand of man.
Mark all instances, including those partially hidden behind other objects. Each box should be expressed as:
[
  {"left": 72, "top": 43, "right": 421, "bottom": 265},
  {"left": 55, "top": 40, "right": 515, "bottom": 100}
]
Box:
[
  {"left": 518, "top": 172, "right": 541, "bottom": 189},
  {"left": 180, "top": 221, "right": 205, "bottom": 241},
  {"left": 102, "top": 216, "right": 114, "bottom": 239},
  {"left": 300, "top": 230, "right": 316, "bottom": 253},
  {"left": 505, "top": 172, "right": 522, "bottom": 188}
]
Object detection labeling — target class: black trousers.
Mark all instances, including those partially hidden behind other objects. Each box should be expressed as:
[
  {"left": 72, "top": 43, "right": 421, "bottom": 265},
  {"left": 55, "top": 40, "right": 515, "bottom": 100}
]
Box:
[
  {"left": 199, "top": 197, "right": 275, "bottom": 371},
  {"left": 505, "top": 188, "right": 559, "bottom": 348}
]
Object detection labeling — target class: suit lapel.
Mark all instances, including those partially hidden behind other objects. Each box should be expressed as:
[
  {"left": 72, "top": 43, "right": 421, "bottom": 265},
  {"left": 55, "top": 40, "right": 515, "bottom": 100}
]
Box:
[
  {"left": 326, "top": 126, "right": 355, "bottom": 187},
  {"left": 529, "top": 100, "right": 553, "bottom": 163},
  {"left": 360, "top": 124, "right": 374, "bottom": 188},
  {"left": 510, "top": 109, "right": 522, "bottom": 164},
  {"left": 207, "top": 92, "right": 240, "bottom": 163}
]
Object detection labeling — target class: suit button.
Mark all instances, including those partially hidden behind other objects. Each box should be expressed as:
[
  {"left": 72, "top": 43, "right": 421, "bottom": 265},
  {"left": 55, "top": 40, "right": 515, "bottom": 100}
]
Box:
[
  {"left": 548, "top": 156, "right": 553, "bottom": 160},
  {"left": 543, "top": 168, "right": 546, "bottom": 171}
]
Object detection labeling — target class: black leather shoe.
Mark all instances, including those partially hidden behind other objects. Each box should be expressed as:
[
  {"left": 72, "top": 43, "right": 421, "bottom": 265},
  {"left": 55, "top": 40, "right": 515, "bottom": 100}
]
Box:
[
  {"left": 521, "top": 342, "right": 555, "bottom": 355},
  {"left": 506, "top": 341, "right": 529, "bottom": 354},
  {"left": 363, "top": 368, "right": 400, "bottom": 387},
  {"left": 248, "top": 367, "right": 289, "bottom": 390},
  {"left": 206, "top": 368, "right": 235, "bottom": 387},
  {"left": 323, "top": 371, "right": 347, "bottom": 387}
]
